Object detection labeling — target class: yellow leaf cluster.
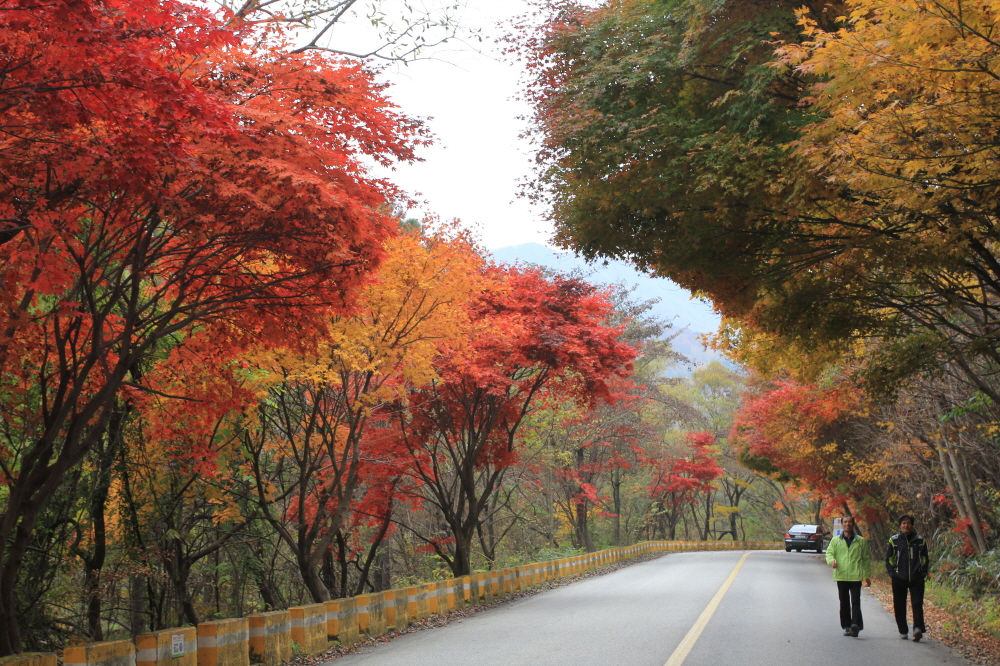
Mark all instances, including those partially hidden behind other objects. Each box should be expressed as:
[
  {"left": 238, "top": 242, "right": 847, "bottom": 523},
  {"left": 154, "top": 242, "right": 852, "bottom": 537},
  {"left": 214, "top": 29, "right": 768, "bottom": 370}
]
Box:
[
  {"left": 251, "top": 227, "right": 486, "bottom": 404},
  {"left": 788, "top": 0, "right": 1000, "bottom": 231}
]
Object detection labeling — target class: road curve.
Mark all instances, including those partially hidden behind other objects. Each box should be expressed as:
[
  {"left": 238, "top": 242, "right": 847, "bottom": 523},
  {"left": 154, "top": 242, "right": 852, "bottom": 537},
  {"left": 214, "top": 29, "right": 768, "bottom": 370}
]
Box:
[{"left": 326, "top": 550, "right": 970, "bottom": 666}]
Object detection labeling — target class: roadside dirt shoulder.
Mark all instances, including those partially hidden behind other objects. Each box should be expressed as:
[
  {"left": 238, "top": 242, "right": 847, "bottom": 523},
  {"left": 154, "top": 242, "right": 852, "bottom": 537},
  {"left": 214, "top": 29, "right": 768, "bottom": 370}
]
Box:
[{"left": 868, "top": 576, "right": 1000, "bottom": 666}]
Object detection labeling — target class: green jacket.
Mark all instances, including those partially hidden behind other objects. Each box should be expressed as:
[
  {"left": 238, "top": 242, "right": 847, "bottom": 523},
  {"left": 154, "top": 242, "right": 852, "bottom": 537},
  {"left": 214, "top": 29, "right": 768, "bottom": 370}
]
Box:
[{"left": 826, "top": 533, "right": 872, "bottom": 581}]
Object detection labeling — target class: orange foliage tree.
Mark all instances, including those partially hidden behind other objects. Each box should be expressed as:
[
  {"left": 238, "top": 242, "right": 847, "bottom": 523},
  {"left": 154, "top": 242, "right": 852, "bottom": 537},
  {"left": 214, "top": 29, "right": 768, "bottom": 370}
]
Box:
[{"left": 233, "top": 229, "right": 484, "bottom": 602}]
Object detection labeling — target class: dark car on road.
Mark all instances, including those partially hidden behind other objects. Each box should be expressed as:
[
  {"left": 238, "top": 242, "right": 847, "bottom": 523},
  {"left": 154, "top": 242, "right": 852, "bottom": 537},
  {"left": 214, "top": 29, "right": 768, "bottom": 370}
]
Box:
[{"left": 784, "top": 524, "right": 826, "bottom": 552}]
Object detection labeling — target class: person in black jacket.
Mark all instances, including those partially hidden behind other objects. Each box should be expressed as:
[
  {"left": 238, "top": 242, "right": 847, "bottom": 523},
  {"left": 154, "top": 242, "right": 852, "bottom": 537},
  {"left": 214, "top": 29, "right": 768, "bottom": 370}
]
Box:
[{"left": 885, "top": 514, "right": 930, "bottom": 641}]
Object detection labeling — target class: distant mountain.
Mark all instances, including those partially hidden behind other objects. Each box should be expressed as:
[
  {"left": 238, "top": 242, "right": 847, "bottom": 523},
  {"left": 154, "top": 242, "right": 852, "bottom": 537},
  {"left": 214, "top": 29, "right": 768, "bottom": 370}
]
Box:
[{"left": 489, "top": 243, "right": 724, "bottom": 367}]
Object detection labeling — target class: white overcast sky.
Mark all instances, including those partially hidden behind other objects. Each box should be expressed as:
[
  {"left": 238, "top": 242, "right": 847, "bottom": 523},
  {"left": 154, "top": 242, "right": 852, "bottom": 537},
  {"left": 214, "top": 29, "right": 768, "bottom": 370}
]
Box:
[
  {"left": 282, "top": 1, "right": 723, "bottom": 342},
  {"left": 370, "top": 1, "right": 549, "bottom": 249}
]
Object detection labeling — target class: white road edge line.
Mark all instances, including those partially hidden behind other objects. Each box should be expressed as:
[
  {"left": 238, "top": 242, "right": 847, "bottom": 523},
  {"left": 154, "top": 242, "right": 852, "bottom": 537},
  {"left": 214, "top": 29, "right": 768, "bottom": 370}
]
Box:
[{"left": 663, "top": 551, "right": 751, "bottom": 666}]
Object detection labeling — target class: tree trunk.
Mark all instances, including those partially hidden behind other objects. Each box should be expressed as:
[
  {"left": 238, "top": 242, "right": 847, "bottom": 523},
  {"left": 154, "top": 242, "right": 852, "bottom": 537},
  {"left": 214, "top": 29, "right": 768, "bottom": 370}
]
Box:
[
  {"left": 353, "top": 505, "right": 394, "bottom": 596},
  {"left": 337, "top": 533, "right": 349, "bottom": 599},
  {"left": 321, "top": 549, "right": 337, "bottom": 598},
  {"left": 0, "top": 495, "right": 46, "bottom": 654},
  {"left": 940, "top": 439, "right": 988, "bottom": 554},
  {"left": 374, "top": 549, "right": 391, "bottom": 592},
  {"left": 452, "top": 527, "right": 475, "bottom": 577},
  {"left": 575, "top": 500, "right": 594, "bottom": 552},
  {"left": 164, "top": 541, "right": 200, "bottom": 627},
  {"left": 612, "top": 468, "right": 622, "bottom": 547},
  {"left": 129, "top": 575, "right": 148, "bottom": 637},
  {"left": 703, "top": 492, "right": 712, "bottom": 541},
  {"left": 81, "top": 420, "right": 120, "bottom": 641},
  {"left": 297, "top": 548, "right": 331, "bottom": 603}
]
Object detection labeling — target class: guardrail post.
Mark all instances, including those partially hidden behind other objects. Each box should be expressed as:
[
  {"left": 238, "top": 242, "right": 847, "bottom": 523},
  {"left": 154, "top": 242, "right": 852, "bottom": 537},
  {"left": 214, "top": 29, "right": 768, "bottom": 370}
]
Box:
[
  {"left": 197, "top": 618, "right": 248, "bottom": 666},
  {"left": 325, "top": 598, "right": 359, "bottom": 648},
  {"left": 64, "top": 641, "right": 136, "bottom": 666},
  {"left": 406, "top": 585, "right": 430, "bottom": 619},
  {"left": 389, "top": 588, "right": 410, "bottom": 630},
  {"left": 247, "top": 611, "right": 290, "bottom": 666},
  {"left": 136, "top": 627, "right": 197, "bottom": 666},
  {"left": 450, "top": 577, "right": 465, "bottom": 610},
  {"left": 290, "top": 602, "right": 328, "bottom": 654}
]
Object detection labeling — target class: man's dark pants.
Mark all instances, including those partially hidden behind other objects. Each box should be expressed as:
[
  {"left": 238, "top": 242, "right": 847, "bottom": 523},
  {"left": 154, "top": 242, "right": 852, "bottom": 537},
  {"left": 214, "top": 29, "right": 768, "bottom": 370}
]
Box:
[
  {"left": 891, "top": 577, "right": 925, "bottom": 634},
  {"left": 837, "top": 581, "right": 864, "bottom": 630}
]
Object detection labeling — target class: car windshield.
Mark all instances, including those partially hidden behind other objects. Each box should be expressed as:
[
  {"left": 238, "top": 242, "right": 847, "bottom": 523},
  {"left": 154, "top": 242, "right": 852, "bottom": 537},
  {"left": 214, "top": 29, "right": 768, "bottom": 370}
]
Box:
[{"left": 789, "top": 525, "right": 819, "bottom": 533}]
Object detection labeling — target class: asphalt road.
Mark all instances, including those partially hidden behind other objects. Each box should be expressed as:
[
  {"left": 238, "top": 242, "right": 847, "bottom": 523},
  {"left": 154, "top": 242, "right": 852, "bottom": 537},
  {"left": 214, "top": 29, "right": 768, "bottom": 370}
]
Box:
[{"left": 327, "top": 550, "right": 971, "bottom": 666}]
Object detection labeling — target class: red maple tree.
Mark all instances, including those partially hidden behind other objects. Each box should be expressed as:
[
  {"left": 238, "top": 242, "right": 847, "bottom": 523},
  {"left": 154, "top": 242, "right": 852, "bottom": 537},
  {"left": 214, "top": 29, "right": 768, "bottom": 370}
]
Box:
[
  {"left": 0, "top": 0, "right": 422, "bottom": 650},
  {"left": 645, "top": 432, "right": 722, "bottom": 540},
  {"left": 390, "top": 266, "right": 637, "bottom": 575}
]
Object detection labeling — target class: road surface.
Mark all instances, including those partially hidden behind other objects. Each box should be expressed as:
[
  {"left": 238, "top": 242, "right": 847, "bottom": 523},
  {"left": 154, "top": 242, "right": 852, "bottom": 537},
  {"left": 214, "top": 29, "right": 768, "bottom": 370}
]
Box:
[{"left": 327, "top": 550, "right": 970, "bottom": 666}]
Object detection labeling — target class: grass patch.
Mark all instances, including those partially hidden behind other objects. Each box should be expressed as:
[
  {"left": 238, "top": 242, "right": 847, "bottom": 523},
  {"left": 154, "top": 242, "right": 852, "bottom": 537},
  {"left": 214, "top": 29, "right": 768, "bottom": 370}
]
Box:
[{"left": 927, "top": 581, "right": 1000, "bottom": 641}]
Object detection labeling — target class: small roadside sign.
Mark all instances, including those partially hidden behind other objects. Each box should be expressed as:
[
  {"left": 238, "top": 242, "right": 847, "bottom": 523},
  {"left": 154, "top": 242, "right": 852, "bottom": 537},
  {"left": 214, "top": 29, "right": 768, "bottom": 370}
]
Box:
[{"left": 171, "top": 634, "right": 185, "bottom": 658}]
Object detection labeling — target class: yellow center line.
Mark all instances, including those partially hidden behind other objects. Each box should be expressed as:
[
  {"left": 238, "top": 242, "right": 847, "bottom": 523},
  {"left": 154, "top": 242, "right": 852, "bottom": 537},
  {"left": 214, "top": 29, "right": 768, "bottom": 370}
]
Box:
[{"left": 663, "top": 552, "right": 751, "bottom": 666}]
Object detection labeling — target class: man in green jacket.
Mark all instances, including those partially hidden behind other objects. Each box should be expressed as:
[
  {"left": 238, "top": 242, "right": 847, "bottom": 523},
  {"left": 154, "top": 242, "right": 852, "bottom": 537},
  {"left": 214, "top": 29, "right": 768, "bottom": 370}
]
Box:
[{"left": 826, "top": 515, "right": 872, "bottom": 637}]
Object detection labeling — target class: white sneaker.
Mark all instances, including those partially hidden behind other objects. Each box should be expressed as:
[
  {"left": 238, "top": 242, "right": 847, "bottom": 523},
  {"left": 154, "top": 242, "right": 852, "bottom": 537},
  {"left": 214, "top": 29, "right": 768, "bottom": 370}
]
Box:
[
  {"left": 913, "top": 628, "right": 924, "bottom": 642},
  {"left": 900, "top": 634, "right": 908, "bottom": 639}
]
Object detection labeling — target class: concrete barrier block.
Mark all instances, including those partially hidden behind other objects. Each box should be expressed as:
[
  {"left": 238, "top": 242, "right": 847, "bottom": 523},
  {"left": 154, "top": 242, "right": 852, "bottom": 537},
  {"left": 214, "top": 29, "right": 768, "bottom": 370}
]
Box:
[
  {"left": 136, "top": 627, "right": 197, "bottom": 666},
  {"left": 325, "top": 598, "right": 359, "bottom": 647},
  {"left": 488, "top": 571, "right": 500, "bottom": 598},
  {"left": 471, "top": 573, "right": 483, "bottom": 602},
  {"left": 476, "top": 573, "right": 493, "bottom": 603},
  {"left": 466, "top": 576, "right": 480, "bottom": 605},
  {"left": 383, "top": 590, "right": 396, "bottom": 630},
  {"left": 395, "top": 587, "right": 412, "bottom": 628},
  {"left": 197, "top": 618, "right": 248, "bottom": 666},
  {"left": 289, "top": 603, "right": 327, "bottom": 655},
  {"left": 438, "top": 580, "right": 452, "bottom": 612},
  {"left": 358, "top": 592, "right": 388, "bottom": 636},
  {"left": 406, "top": 585, "right": 430, "bottom": 619},
  {"left": 423, "top": 584, "right": 436, "bottom": 616},
  {"left": 517, "top": 566, "right": 529, "bottom": 591},
  {"left": 369, "top": 592, "right": 388, "bottom": 636},
  {"left": 65, "top": 640, "right": 135, "bottom": 666},
  {"left": 501, "top": 569, "right": 513, "bottom": 595},
  {"left": 1, "top": 654, "right": 58, "bottom": 666},
  {"left": 448, "top": 577, "right": 465, "bottom": 610},
  {"left": 384, "top": 589, "right": 409, "bottom": 630},
  {"left": 355, "top": 593, "right": 386, "bottom": 637},
  {"left": 434, "top": 581, "right": 451, "bottom": 614},
  {"left": 248, "top": 610, "right": 290, "bottom": 666}
]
